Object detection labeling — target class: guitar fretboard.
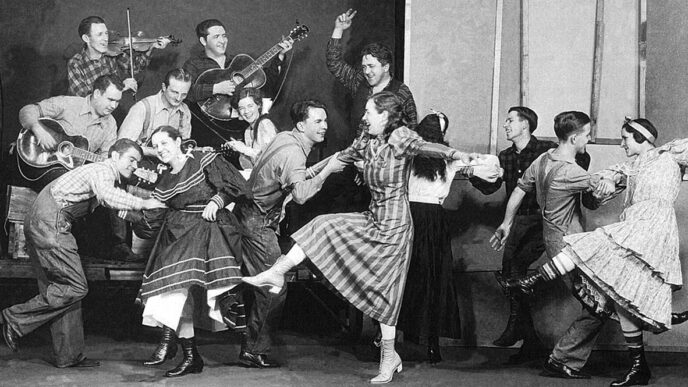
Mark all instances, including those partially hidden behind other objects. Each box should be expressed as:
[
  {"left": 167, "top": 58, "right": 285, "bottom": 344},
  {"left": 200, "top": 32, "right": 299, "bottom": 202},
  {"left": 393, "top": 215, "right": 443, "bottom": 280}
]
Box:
[
  {"left": 238, "top": 43, "right": 284, "bottom": 79},
  {"left": 70, "top": 147, "right": 105, "bottom": 163}
]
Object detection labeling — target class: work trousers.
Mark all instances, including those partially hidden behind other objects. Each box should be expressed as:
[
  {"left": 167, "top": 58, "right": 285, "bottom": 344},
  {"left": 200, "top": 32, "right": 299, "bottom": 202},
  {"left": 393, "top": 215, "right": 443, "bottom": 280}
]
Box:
[{"left": 2, "top": 184, "right": 94, "bottom": 367}]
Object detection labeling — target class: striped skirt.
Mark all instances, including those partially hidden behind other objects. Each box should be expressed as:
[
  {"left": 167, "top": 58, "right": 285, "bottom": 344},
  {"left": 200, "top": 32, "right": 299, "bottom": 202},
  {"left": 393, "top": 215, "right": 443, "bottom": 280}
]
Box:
[{"left": 291, "top": 211, "right": 413, "bottom": 325}]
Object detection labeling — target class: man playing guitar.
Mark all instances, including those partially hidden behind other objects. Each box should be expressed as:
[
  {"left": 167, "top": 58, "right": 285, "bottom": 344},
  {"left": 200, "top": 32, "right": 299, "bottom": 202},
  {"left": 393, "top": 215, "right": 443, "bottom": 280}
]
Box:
[
  {"left": 119, "top": 68, "right": 193, "bottom": 158},
  {"left": 182, "top": 19, "right": 292, "bottom": 151}
]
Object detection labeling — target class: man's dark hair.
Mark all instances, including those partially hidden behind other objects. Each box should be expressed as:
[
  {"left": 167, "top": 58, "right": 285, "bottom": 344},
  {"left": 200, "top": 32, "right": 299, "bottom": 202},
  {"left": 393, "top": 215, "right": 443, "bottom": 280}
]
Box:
[
  {"left": 109, "top": 138, "right": 142, "bottom": 158},
  {"left": 78, "top": 16, "right": 105, "bottom": 38},
  {"left": 92, "top": 74, "right": 124, "bottom": 95},
  {"left": 554, "top": 111, "right": 591, "bottom": 141},
  {"left": 361, "top": 43, "right": 393, "bottom": 72},
  {"left": 163, "top": 68, "right": 192, "bottom": 87},
  {"left": 508, "top": 106, "right": 538, "bottom": 132},
  {"left": 290, "top": 99, "right": 328, "bottom": 126},
  {"left": 196, "top": 19, "right": 225, "bottom": 40},
  {"left": 623, "top": 118, "right": 658, "bottom": 144}
]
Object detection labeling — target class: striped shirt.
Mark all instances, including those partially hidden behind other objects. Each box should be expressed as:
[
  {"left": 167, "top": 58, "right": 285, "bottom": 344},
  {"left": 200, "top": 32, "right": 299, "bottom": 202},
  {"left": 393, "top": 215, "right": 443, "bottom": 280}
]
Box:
[
  {"left": 51, "top": 161, "right": 146, "bottom": 210},
  {"left": 67, "top": 48, "right": 150, "bottom": 97}
]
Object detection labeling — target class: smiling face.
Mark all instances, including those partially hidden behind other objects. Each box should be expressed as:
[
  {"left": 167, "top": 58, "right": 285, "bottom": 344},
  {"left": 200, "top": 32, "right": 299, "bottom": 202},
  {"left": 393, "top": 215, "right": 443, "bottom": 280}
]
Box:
[
  {"left": 91, "top": 84, "right": 122, "bottom": 117},
  {"left": 237, "top": 96, "right": 261, "bottom": 124},
  {"left": 361, "top": 55, "right": 389, "bottom": 88},
  {"left": 112, "top": 147, "right": 142, "bottom": 179},
  {"left": 201, "top": 25, "right": 227, "bottom": 57},
  {"left": 362, "top": 99, "right": 388, "bottom": 136},
  {"left": 297, "top": 107, "right": 328, "bottom": 145},
  {"left": 83, "top": 22, "right": 109, "bottom": 55},
  {"left": 162, "top": 78, "right": 191, "bottom": 108},
  {"left": 151, "top": 131, "right": 182, "bottom": 164},
  {"left": 504, "top": 111, "right": 528, "bottom": 141},
  {"left": 621, "top": 128, "right": 643, "bottom": 157}
]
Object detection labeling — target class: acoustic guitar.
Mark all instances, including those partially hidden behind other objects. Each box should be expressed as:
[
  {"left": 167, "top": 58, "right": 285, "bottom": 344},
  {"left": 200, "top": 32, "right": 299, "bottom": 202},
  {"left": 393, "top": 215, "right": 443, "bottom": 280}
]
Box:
[
  {"left": 195, "top": 24, "right": 310, "bottom": 121},
  {"left": 15, "top": 118, "right": 158, "bottom": 187}
]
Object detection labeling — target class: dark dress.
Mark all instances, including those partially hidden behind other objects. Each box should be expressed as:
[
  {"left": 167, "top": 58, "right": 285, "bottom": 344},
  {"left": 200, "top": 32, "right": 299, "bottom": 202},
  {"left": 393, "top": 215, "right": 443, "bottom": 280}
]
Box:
[{"left": 140, "top": 151, "right": 246, "bottom": 302}]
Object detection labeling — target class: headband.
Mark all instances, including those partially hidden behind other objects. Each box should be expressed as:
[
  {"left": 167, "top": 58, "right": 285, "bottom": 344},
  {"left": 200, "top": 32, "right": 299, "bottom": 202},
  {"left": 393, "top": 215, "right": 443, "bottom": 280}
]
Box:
[
  {"left": 430, "top": 109, "right": 447, "bottom": 133},
  {"left": 624, "top": 116, "right": 655, "bottom": 144}
]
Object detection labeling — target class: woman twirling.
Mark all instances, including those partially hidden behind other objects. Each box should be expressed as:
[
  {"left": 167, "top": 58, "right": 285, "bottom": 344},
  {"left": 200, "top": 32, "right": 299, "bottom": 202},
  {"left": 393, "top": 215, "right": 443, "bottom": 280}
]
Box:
[
  {"left": 505, "top": 118, "right": 686, "bottom": 386},
  {"left": 138, "top": 126, "right": 246, "bottom": 377},
  {"left": 243, "top": 92, "right": 501, "bottom": 384}
]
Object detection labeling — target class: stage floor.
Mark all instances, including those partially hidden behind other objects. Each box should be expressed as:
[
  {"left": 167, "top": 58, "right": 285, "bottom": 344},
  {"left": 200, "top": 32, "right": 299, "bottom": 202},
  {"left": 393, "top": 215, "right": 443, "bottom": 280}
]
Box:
[{"left": 2, "top": 329, "right": 688, "bottom": 386}]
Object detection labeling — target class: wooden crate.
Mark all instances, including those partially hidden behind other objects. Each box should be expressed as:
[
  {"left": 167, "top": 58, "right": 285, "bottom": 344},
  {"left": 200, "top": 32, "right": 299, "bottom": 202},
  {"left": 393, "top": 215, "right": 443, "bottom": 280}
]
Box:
[
  {"left": 7, "top": 221, "right": 29, "bottom": 260},
  {"left": 6, "top": 185, "right": 38, "bottom": 222}
]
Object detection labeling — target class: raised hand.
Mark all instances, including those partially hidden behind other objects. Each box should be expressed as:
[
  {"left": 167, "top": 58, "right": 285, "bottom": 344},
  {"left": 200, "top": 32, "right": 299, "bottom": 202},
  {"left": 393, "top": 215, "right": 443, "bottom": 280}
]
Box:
[
  {"left": 278, "top": 38, "right": 294, "bottom": 60},
  {"left": 123, "top": 77, "right": 138, "bottom": 94},
  {"left": 335, "top": 9, "right": 357, "bottom": 31},
  {"left": 153, "top": 36, "right": 171, "bottom": 50}
]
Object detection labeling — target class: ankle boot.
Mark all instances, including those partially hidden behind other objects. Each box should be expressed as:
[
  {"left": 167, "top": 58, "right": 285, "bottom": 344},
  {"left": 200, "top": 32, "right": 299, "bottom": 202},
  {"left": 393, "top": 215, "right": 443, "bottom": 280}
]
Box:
[
  {"left": 144, "top": 325, "right": 177, "bottom": 366},
  {"left": 493, "top": 295, "right": 524, "bottom": 346},
  {"left": 672, "top": 311, "right": 688, "bottom": 325},
  {"left": 505, "top": 271, "right": 545, "bottom": 295},
  {"left": 164, "top": 337, "right": 204, "bottom": 377},
  {"left": 242, "top": 255, "right": 293, "bottom": 294},
  {"left": 427, "top": 336, "right": 442, "bottom": 363},
  {"left": 610, "top": 346, "right": 651, "bottom": 386},
  {"left": 370, "top": 338, "right": 402, "bottom": 384}
]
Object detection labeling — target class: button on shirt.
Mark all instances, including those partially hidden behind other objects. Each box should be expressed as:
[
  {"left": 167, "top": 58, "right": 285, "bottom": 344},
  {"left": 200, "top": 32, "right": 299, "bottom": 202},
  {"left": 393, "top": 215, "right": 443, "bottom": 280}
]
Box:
[
  {"left": 118, "top": 91, "right": 192, "bottom": 144},
  {"left": 18, "top": 95, "right": 117, "bottom": 155}
]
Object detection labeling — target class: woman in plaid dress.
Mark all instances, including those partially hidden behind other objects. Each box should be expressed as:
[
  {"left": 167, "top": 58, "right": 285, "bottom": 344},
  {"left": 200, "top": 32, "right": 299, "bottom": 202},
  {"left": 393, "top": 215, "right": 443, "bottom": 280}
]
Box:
[{"left": 243, "top": 92, "right": 501, "bottom": 384}]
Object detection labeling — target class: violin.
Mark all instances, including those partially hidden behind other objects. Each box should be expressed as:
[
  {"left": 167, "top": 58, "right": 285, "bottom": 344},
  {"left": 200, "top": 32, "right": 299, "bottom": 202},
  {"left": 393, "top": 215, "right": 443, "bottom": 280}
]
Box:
[{"left": 106, "top": 31, "right": 181, "bottom": 56}]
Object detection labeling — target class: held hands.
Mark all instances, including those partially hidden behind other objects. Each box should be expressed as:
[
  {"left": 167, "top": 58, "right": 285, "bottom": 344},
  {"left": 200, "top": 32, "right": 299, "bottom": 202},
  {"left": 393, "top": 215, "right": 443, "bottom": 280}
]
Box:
[
  {"left": 123, "top": 77, "right": 138, "bottom": 94},
  {"left": 490, "top": 223, "right": 511, "bottom": 251},
  {"left": 214, "top": 80, "right": 235, "bottom": 96},
  {"left": 202, "top": 201, "right": 220, "bottom": 221},
  {"left": 324, "top": 152, "right": 347, "bottom": 174},
  {"left": 472, "top": 164, "right": 502, "bottom": 183},
  {"left": 333, "top": 9, "right": 357, "bottom": 37},
  {"left": 226, "top": 140, "right": 249, "bottom": 154},
  {"left": 593, "top": 177, "right": 616, "bottom": 199},
  {"left": 31, "top": 122, "right": 58, "bottom": 149}
]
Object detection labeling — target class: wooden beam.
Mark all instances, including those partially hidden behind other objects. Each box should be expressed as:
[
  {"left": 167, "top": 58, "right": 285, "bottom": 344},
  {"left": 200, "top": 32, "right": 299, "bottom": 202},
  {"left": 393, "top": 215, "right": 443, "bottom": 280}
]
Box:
[
  {"left": 638, "top": 0, "right": 647, "bottom": 117},
  {"left": 590, "top": 0, "right": 605, "bottom": 142},
  {"left": 489, "top": 0, "right": 504, "bottom": 154},
  {"left": 520, "top": 0, "right": 529, "bottom": 106}
]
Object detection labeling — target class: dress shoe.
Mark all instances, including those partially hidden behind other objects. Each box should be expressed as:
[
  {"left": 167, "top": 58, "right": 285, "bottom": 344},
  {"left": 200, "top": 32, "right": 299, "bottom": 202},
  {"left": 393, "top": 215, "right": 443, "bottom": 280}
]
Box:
[
  {"left": 2, "top": 319, "right": 19, "bottom": 352},
  {"left": 610, "top": 346, "right": 651, "bottom": 386},
  {"left": 542, "top": 357, "right": 591, "bottom": 379},
  {"left": 165, "top": 337, "right": 203, "bottom": 377},
  {"left": 239, "top": 350, "right": 280, "bottom": 368},
  {"left": 144, "top": 325, "right": 177, "bottom": 366},
  {"left": 672, "top": 311, "right": 688, "bottom": 325}
]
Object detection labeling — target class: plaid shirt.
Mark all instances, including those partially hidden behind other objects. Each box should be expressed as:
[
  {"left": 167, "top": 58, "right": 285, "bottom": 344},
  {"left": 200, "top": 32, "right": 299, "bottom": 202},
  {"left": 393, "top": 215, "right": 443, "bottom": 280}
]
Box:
[
  {"left": 51, "top": 160, "right": 145, "bottom": 210},
  {"left": 471, "top": 136, "right": 590, "bottom": 215},
  {"left": 67, "top": 48, "right": 151, "bottom": 97},
  {"left": 326, "top": 38, "right": 417, "bottom": 136}
]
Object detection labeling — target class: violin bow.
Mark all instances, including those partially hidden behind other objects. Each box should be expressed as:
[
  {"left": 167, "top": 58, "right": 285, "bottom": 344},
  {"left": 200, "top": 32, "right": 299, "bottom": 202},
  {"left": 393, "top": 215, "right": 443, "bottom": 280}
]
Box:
[{"left": 126, "top": 8, "right": 137, "bottom": 100}]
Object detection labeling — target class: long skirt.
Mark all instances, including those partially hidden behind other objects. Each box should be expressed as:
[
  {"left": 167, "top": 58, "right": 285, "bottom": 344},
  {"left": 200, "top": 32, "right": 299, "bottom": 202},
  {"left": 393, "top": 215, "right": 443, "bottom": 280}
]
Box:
[{"left": 398, "top": 202, "right": 461, "bottom": 340}]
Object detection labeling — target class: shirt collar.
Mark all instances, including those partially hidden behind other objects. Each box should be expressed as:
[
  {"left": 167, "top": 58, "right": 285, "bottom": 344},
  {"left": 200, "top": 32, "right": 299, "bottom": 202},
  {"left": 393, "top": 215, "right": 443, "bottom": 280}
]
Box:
[
  {"left": 155, "top": 91, "right": 178, "bottom": 113},
  {"left": 546, "top": 148, "right": 577, "bottom": 164},
  {"left": 82, "top": 95, "right": 108, "bottom": 123},
  {"left": 105, "top": 159, "right": 122, "bottom": 184},
  {"left": 290, "top": 129, "right": 313, "bottom": 156},
  {"left": 510, "top": 135, "right": 539, "bottom": 154}
]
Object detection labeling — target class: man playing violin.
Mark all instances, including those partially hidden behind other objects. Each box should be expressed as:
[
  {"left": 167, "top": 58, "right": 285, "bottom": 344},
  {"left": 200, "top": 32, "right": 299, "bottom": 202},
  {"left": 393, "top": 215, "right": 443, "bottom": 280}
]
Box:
[
  {"left": 119, "top": 68, "right": 193, "bottom": 158},
  {"left": 182, "top": 19, "right": 292, "bottom": 150},
  {"left": 67, "top": 15, "right": 170, "bottom": 98}
]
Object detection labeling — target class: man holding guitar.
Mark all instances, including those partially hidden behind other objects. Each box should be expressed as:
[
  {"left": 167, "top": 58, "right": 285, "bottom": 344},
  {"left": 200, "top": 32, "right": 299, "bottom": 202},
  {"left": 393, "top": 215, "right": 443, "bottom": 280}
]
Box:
[
  {"left": 119, "top": 68, "right": 193, "bottom": 158},
  {"left": 1, "top": 139, "right": 166, "bottom": 368},
  {"left": 18, "top": 74, "right": 142, "bottom": 262},
  {"left": 182, "top": 19, "right": 293, "bottom": 150}
]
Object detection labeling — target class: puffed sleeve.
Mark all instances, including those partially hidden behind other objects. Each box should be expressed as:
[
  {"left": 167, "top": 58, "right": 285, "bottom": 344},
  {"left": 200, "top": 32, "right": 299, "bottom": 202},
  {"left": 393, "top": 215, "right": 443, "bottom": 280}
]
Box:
[
  {"left": 388, "top": 127, "right": 423, "bottom": 158},
  {"left": 657, "top": 138, "right": 688, "bottom": 166},
  {"left": 205, "top": 155, "right": 248, "bottom": 208}
]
